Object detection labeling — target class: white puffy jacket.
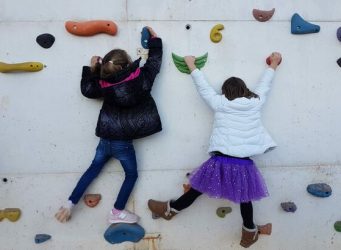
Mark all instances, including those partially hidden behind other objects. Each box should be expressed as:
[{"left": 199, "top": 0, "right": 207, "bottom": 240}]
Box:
[{"left": 191, "top": 68, "right": 276, "bottom": 157}]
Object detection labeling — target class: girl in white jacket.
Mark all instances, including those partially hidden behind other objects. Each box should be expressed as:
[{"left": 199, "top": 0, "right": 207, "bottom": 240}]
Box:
[{"left": 148, "top": 52, "right": 282, "bottom": 248}]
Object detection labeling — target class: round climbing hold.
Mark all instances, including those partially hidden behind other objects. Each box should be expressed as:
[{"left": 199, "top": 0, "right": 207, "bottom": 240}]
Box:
[
  {"left": 210, "top": 24, "right": 224, "bottom": 43},
  {"left": 104, "top": 223, "right": 145, "bottom": 244},
  {"left": 35, "top": 234, "right": 51, "bottom": 244},
  {"left": 252, "top": 8, "right": 275, "bottom": 22},
  {"left": 280, "top": 202, "right": 297, "bottom": 213},
  {"left": 216, "top": 207, "right": 232, "bottom": 218},
  {"left": 266, "top": 56, "right": 282, "bottom": 66},
  {"left": 337, "top": 27, "right": 341, "bottom": 42},
  {"left": 307, "top": 183, "right": 332, "bottom": 198},
  {"left": 291, "top": 13, "right": 320, "bottom": 34},
  {"left": 83, "top": 194, "right": 101, "bottom": 208},
  {"left": 185, "top": 24, "right": 191, "bottom": 30},
  {"left": 334, "top": 221, "right": 341, "bottom": 232},
  {"left": 36, "top": 33, "right": 55, "bottom": 49},
  {"left": 337, "top": 58, "right": 341, "bottom": 67}
]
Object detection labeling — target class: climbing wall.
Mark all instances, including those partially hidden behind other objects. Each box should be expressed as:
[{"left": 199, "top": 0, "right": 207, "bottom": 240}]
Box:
[{"left": 1, "top": 0, "right": 341, "bottom": 249}]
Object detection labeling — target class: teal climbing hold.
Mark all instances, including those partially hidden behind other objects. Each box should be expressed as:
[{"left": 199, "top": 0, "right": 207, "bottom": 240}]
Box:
[
  {"left": 291, "top": 13, "right": 320, "bottom": 34},
  {"left": 307, "top": 183, "right": 332, "bottom": 197},
  {"left": 334, "top": 221, "right": 341, "bottom": 232},
  {"left": 35, "top": 234, "right": 51, "bottom": 244},
  {"left": 104, "top": 223, "right": 145, "bottom": 244}
]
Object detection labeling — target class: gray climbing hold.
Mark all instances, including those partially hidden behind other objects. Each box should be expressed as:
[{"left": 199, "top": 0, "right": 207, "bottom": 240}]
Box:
[
  {"left": 307, "top": 183, "right": 332, "bottom": 197},
  {"left": 35, "top": 234, "right": 51, "bottom": 244},
  {"left": 334, "top": 221, "right": 341, "bottom": 232},
  {"left": 337, "top": 27, "right": 341, "bottom": 42},
  {"left": 216, "top": 207, "right": 232, "bottom": 218},
  {"left": 36, "top": 33, "right": 55, "bottom": 49},
  {"left": 280, "top": 202, "right": 297, "bottom": 213}
]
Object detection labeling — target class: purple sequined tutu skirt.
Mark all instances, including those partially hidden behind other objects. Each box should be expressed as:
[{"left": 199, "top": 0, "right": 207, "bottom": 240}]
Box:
[{"left": 189, "top": 155, "right": 269, "bottom": 203}]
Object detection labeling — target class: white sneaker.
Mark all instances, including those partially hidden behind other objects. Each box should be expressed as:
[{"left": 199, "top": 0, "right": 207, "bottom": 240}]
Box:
[{"left": 108, "top": 209, "right": 139, "bottom": 224}]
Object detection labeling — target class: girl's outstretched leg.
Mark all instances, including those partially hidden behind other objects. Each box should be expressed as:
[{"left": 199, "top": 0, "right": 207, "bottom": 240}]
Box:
[{"left": 148, "top": 188, "right": 202, "bottom": 220}]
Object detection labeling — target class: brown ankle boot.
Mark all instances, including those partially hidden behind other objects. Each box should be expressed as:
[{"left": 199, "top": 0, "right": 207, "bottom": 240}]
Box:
[
  {"left": 240, "top": 226, "right": 259, "bottom": 248},
  {"left": 148, "top": 199, "right": 178, "bottom": 220}
]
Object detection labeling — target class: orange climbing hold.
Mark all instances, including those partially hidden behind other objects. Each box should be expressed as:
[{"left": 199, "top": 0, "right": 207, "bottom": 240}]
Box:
[
  {"left": 65, "top": 20, "right": 118, "bottom": 36},
  {"left": 84, "top": 194, "right": 101, "bottom": 207}
]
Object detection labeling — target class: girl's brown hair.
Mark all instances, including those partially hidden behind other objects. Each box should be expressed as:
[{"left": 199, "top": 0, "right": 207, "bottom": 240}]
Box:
[
  {"left": 221, "top": 77, "right": 259, "bottom": 101},
  {"left": 99, "top": 49, "right": 132, "bottom": 78}
]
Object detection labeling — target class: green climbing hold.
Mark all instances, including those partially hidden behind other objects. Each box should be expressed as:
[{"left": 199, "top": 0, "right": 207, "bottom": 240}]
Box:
[
  {"left": 172, "top": 52, "right": 208, "bottom": 74},
  {"left": 216, "top": 207, "right": 232, "bottom": 218},
  {"left": 334, "top": 221, "right": 341, "bottom": 232}
]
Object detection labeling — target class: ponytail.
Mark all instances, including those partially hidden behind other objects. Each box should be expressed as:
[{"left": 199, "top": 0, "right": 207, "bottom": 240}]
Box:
[{"left": 99, "top": 49, "right": 132, "bottom": 79}]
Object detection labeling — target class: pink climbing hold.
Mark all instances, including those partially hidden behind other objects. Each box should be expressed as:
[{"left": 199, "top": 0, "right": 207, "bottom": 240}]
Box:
[{"left": 252, "top": 8, "right": 275, "bottom": 22}]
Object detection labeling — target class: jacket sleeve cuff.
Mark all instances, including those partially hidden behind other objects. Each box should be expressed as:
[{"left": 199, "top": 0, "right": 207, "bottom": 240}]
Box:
[{"left": 190, "top": 68, "right": 202, "bottom": 79}]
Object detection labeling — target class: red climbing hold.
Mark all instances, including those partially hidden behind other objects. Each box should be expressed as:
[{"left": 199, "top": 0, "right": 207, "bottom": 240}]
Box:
[{"left": 252, "top": 8, "right": 275, "bottom": 22}]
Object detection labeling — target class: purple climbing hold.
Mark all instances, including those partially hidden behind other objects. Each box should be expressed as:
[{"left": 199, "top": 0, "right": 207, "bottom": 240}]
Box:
[
  {"left": 280, "top": 202, "right": 297, "bottom": 213},
  {"left": 337, "top": 58, "right": 341, "bottom": 67},
  {"left": 36, "top": 33, "right": 55, "bottom": 49},
  {"left": 337, "top": 27, "right": 341, "bottom": 42},
  {"left": 35, "top": 234, "right": 51, "bottom": 244}
]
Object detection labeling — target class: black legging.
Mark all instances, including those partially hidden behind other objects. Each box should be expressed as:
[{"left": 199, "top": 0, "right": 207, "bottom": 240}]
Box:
[{"left": 170, "top": 187, "right": 255, "bottom": 229}]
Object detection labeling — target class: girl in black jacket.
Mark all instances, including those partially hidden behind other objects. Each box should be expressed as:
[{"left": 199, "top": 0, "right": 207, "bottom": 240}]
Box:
[{"left": 55, "top": 27, "right": 162, "bottom": 224}]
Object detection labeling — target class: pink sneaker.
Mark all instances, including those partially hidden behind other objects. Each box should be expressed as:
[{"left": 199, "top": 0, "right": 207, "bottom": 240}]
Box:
[{"left": 108, "top": 209, "right": 139, "bottom": 224}]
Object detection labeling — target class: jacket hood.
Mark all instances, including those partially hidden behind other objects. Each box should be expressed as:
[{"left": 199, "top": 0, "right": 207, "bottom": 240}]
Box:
[{"left": 101, "top": 58, "right": 141, "bottom": 83}]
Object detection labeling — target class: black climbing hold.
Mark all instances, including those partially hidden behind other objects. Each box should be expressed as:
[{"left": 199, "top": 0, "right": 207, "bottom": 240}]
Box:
[
  {"left": 280, "top": 202, "right": 297, "bottom": 213},
  {"left": 337, "top": 58, "right": 341, "bottom": 67},
  {"left": 307, "top": 183, "right": 332, "bottom": 198},
  {"left": 36, "top": 33, "right": 55, "bottom": 49},
  {"left": 334, "top": 221, "right": 341, "bottom": 232},
  {"left": 35, "top": 234, "right": 51, "bottom": 244},
  {"left": 185, "top": 24, "right": 191, "bottom": 30},
  {"left": 337, "top": 27, "right": 341, "bottom": 42},
  {"left": 291, "top": 13, "right": 320, "bottom": 34},
  {"left": 104, "top": 223, "right": 145, "bottom": 244}
]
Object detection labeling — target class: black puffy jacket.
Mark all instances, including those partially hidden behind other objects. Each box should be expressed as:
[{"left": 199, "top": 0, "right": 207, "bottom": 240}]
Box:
[{"left": 80, "top": 38, "right": 163, "bottom": 140}]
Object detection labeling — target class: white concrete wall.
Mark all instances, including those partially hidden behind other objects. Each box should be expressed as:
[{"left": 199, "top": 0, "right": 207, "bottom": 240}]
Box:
[{"left": 1, "top": 1, "right": 341, "bottom": 249}]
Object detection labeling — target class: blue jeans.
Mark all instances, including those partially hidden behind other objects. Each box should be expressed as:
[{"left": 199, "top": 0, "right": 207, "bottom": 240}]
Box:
[{"left": 68, "top": 138, "right": 138, "bottom": 210}]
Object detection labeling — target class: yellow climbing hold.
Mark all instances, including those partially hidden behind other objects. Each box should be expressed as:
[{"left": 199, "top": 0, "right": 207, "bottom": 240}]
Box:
[
  {"left": 0, "top": 208, "right": 21, "bottom": 222},
  {"left": 210, "top": 24, "right": 224, "bottom": 43},
  {"left": 0, "top": 62, "right": 44, "bottom": 73}
]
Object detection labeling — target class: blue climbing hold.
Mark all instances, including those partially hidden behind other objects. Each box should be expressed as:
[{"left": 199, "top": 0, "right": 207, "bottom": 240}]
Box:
[
  {"left": 34, "top": 234, "right": 51, "bottom": 244},
  {"left": 291, "top": 13, "right": 320, "bottom": 34},
  {"left": 307, "top": 183, "right": 332, "bottom": 198},
  {"left": 104, "top": 223, "right": 145, "bottom": 244},
  {"left": 141, "top": 27, "right": 150, "bottom": 49},
  {"left": 337, "top": 27, "right": 341, "bottom": 42}
]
